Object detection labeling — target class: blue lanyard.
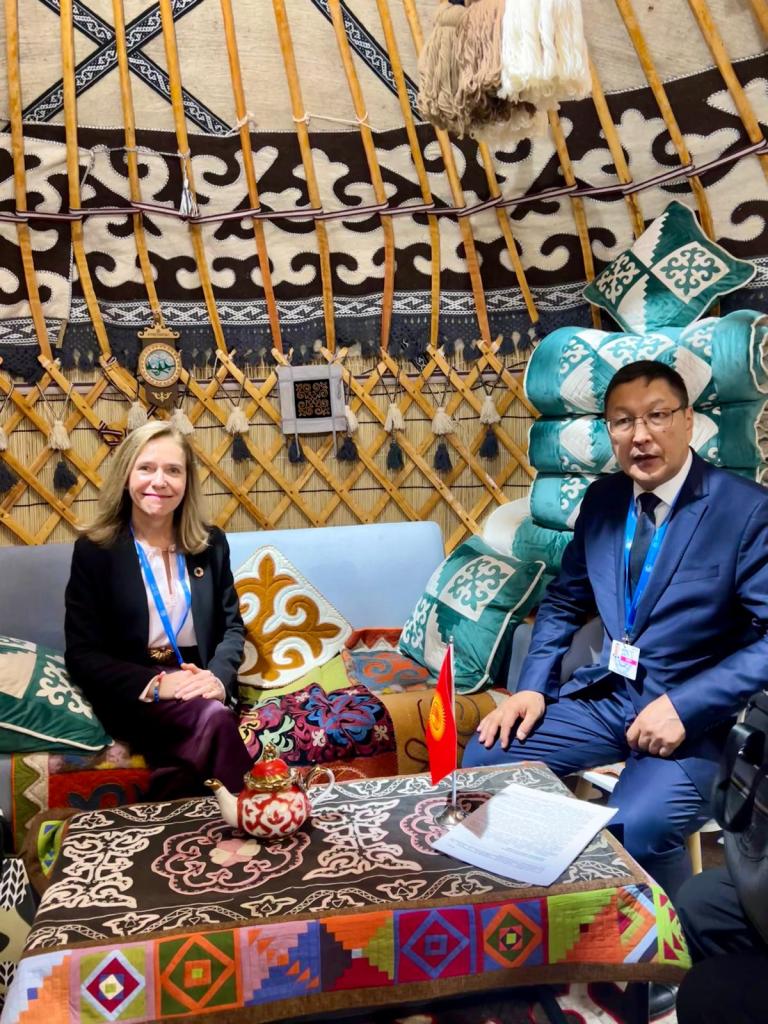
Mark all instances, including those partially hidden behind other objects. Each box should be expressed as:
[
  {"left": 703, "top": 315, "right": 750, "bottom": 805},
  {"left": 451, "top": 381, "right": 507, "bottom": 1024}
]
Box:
[
  {"left": 132, "top": 533, "right": 192, "bottom": 665},
  {"left": 622, "top": 497, "right": 671, "bottom": 641}
]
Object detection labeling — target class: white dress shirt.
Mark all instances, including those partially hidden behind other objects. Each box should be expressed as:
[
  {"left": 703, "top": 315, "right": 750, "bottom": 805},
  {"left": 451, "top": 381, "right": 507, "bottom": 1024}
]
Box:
[{"left": 632, "top": 449, "right": 693, "bottom": 525}]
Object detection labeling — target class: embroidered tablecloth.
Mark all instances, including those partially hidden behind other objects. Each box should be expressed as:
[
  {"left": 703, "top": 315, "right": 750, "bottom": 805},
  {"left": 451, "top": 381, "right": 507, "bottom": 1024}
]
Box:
[{"left": 1, "top": 764, "right": 689, "bottom": 1024}]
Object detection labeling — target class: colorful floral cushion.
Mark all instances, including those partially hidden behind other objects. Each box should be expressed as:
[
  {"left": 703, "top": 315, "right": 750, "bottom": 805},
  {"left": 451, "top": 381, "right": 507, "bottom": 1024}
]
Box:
[
  {"left": 238, "top": 682, "right": 395, "bottom": 765},
  {"left": 234, "top": 546, "right": 353, "bottom": 706},
  {"left": 0, "top": 636, "right": 110, "bottom": 755},
  {"left": 583, "top": 201, "right": 755, "bottom": 333},
  {"left": 398, "top": 536, "right": 546, "bottom": 693}
]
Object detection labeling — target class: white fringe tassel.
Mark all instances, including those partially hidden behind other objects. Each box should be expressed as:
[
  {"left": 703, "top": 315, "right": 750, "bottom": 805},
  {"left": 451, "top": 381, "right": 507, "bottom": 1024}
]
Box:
[
  {"left": 127, "top": 400, "right": 148, "bottom": 431},
  {"left": 480, "top": 393, "right": 501, "bottom": 425},
  {"left": 344, "top": 403, "right": 359, "bottom": 434},
  {"left": 225, "top": 406, "right": 250, "bottom": 435},
  {"left": 385, "top": 401, "right": 405, "bottom": 433},
  {"left": 431, "top": 405, "right": 456, "bottom": 436},
  {"left": 49, "top": 418, "right": 71, "bottom": 451},
  {"left": 170, "top": 407, "right": 195, "bottom": 436}
]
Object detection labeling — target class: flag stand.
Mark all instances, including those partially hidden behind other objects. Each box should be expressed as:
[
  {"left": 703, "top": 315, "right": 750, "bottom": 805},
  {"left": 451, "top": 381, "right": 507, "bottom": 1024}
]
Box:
[{"left": 433, "top": 770, "right": 466, "bottom": 826}]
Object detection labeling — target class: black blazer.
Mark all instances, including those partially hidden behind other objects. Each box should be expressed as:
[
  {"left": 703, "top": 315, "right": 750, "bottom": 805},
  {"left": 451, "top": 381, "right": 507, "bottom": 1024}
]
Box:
[{"left": 65, "top": 526, "right": 245, "bottom": 718}]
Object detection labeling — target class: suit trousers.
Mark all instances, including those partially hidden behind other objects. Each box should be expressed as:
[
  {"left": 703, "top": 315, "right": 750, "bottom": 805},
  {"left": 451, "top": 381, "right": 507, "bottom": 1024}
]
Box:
[
  {"left": 462, "top": 682, "right": 710, "bottom": 898},
  {"left": 103, "top": 697, "right": 253, "bottom": 801},
  {"left": 676, "top": 866, "right": 768, "bottom": 1023}
]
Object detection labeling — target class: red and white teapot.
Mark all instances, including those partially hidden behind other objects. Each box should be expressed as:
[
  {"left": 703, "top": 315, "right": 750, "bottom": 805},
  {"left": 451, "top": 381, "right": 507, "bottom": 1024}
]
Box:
[{"left": 206, "top": 743, "right": 334, "bottom": 839}]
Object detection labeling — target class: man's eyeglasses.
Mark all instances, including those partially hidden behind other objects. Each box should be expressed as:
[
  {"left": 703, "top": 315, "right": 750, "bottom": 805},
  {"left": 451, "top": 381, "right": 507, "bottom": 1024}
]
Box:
[{"left": 605, "top": 406, "right": 684, "bottom": 437}]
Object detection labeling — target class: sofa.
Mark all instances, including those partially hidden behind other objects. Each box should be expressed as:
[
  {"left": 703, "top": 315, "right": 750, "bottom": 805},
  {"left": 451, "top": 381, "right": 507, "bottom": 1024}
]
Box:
[{"left": 0, "top": 520, "right": 520, "bottom": 851}]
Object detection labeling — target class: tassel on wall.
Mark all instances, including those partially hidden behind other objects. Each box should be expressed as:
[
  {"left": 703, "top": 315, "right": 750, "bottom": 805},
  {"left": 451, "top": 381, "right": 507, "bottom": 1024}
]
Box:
[
  {"left": 384, "top": 401, "right": 405, "bottom": 434},
  {"left": 431, "top": 404, "right": 456, "bottom": 473},
  {"left": 39, "top": 381, "right": 79, "bottom": 493},
  {"left": 479, "top": 390, "right": 501, "bottom": 459},
  {"left": 178, "top": 153, "right": 199, "bottom": 219},
  {"left": 224, "top": 374, "right": 252, "bottom": 463},
  {"left": 387, "top": 438, "right": 405, "bottom": 471},
  {"left": 0, "top": 461, "right": 16, "bottom": 495},
  {"left": 338, "top": 392, "right": 359, "bottom": 462},
  {"left": 127, "top": 392, "right": 148, "bottom": 431},
  {"left": 288, "top": 436, "right": 305, "bottom": 464},
  {"left": 49, "top": 419, "right": 78, "bottom": 492},
  {"left": 170, "top": 405, "right": 194, "bottom": 436},
  {"left": 337, "top": 435, "right": 358, "bottom": 462}
]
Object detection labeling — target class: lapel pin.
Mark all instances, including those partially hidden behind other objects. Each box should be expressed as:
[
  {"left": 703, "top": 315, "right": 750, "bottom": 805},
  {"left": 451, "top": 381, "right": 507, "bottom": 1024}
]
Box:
[{"left": 193, "top": 567, "right": 205, "bottom": 578}]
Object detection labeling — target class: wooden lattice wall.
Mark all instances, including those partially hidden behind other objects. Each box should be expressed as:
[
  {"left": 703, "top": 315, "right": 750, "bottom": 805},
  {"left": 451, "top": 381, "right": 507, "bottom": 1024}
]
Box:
[
  {"left": 0, "top": 346, "right": 537, "bottom": 550},
  {"left": 0, "top": 0, "right": 765, "bottom": 546}
]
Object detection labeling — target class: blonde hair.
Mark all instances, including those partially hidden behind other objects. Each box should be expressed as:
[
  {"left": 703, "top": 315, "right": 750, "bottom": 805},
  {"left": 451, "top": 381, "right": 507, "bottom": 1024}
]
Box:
[{"left": 84, "top": 421, "right": 210, "bottom": 553}]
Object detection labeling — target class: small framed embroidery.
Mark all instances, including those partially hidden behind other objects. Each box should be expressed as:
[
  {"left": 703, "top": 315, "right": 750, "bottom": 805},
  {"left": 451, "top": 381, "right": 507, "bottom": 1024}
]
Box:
[{"left": 278, "top": 364, "right": 346, "bottom": 435}]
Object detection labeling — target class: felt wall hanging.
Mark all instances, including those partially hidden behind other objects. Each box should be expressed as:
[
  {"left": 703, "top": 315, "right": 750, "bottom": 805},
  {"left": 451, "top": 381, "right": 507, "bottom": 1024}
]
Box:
[{"left": 277, "top": 364, "right": 347, "bottom": 438}]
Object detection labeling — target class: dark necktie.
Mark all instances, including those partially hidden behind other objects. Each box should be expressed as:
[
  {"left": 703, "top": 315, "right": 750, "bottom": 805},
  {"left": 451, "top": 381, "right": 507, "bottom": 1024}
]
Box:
[{"left": 629, "top": 492, "right": 662, "bottom": 595}]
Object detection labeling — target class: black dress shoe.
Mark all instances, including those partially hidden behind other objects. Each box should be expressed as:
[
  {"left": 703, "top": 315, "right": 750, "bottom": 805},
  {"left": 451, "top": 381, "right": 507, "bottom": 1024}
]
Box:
[{"left": 649, "top": 983, "right": 678, "bottom": 1020}]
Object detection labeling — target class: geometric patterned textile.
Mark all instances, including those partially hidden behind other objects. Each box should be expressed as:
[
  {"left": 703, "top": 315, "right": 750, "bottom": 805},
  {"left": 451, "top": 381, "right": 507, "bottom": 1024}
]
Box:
[
  {"left": 234, "top": 547, "right": 352, "bottom": 706},
  {"left": 11, "top": 744, "right": 150, "bottom": 853},
  {"left": 399, "top": 537, "right": 546, "bottom": 693},
  {"left": 583, "top": 201, "right": 756, "bottom": 334},
  {"left": 3, "top": 765, "right": 689, "bottom": 1024}
]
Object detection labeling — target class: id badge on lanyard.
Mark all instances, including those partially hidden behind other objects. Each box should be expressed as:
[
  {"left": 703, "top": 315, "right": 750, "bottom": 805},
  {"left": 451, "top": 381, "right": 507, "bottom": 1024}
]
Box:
[
  {"left": 614, "top": 497, "right": 670, "bottom": 680},
  {"left": 132, "top": 534, "right": 192, "bottom": 665}
]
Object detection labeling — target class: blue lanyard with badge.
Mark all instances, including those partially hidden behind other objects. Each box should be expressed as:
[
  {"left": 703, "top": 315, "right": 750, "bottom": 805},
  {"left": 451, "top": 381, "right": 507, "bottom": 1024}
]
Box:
[
  {"left": 609, "top": 497, "right": 671, "bottom": 681},
  {"left": 132, "top": 532, "right": 192, "bottom": 666}
]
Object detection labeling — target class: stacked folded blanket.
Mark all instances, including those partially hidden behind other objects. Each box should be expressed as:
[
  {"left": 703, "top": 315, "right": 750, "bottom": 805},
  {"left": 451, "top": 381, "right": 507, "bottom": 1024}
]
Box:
[{"left": 513, "top": 310, "right": 768, "bottom": 572}]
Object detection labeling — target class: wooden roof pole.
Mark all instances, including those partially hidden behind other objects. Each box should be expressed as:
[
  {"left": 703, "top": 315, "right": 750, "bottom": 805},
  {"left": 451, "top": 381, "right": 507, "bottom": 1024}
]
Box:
[
  {"left": 747, "top": 0, "right": 768, "bottom": 39},
  {"left": 111, "top": 0, "right": 165, "bottom": 327},
  {"left": 3, "top": 0, "right": 52, "bottom": 362},
  {"left": 614, "top": 0, "right": 715, "bottom": 238},
  {"left": 374, "top": 0, "right": 440, "bottom": 348},
  {"left": 60, "top": 0, "right": 112, "bottom": 358},
  {"left": 219, "top": 0, "right": 283, "bottom": 351},
  {"left": 588, "top": 56, "right": 645, "bottom": 239},
  {"left": 401, "top": 0, "right": 491, "bottom": 344},
  {"left": 400, "top": 0, "right": 538, "bottom": 327},
  {"left": 548, "top": 112, "right": 601, "bottom": 328},
  {"left": 686, "top": 0, "right": 768, "bottom": 182},
  {"left": 157, "top": 0, "right": 229, "bottom": 355},
  {"left": 271, "top": 0, "right": 337, "bottom": 351},
  {"left": 327, "top": 0, "right": 396, "bottom": 351}
]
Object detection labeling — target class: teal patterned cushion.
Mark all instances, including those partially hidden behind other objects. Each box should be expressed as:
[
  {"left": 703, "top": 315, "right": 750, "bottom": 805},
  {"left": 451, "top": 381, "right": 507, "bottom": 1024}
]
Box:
[
  {"left": 398, "top": 537, "right": 545, "bottom": 693},
  {"left": 0, "top": 636, "right": 110, "bottom": 753},
  {"left": 583, "top": 202, "right": 755, "bottom": 333}
]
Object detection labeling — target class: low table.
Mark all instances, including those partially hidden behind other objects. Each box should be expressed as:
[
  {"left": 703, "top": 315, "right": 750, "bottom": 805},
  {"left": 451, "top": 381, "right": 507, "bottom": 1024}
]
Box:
[{"left": 2, "top": 764, "right": 689, "bottom": 1024}]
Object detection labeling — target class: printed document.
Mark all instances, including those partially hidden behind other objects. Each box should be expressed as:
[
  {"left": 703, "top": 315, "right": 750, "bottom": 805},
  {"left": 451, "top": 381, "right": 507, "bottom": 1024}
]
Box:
[{"left": 432, "top": 782, "right": 617, "bottom": 886}]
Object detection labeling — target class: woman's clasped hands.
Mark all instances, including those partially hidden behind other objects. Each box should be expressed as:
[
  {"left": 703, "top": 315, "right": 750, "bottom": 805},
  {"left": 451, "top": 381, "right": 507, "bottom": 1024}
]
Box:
[{"left": 156, "top": 663, "right": 226, "bottom": 702}]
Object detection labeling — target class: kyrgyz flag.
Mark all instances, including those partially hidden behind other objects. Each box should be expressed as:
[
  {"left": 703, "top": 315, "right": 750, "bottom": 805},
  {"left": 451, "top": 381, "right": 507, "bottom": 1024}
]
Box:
[{"left": 426, "top": 644, "right": 457, "bottom": 785}]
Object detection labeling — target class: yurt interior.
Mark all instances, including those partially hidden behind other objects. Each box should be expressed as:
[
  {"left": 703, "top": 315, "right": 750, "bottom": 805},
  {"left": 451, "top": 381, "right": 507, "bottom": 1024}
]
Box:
[{"left": 0, "top": 1, "right": 766, "bottom": 1022}]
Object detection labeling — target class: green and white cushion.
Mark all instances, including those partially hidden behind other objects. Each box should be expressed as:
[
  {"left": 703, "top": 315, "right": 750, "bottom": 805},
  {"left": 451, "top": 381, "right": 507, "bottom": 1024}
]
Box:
[
  {"left": 510, "top": 517, "right": 573, "bottom": 576},
  {"left": 583, "top": 201, "right": 756, "bottom": 333},
  {"left": 524, "top": 323, "right": 715, "bottom": 416},
  {"left": 530, "top": 474, "right": 597, "bottom": 531},
  {"left": 0, "top": 636, "right": 110, "bottom": 753},
  {"left": 528, "top": 409, "right": 721, "bottom": 475},
  {"left": 399, "top": 537, "right": 545, "bottom": 693}
]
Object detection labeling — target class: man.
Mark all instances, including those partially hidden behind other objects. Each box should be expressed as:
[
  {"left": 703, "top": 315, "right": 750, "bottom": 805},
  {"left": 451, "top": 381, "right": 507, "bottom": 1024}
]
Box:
[
  {"left": 676, "top": 863, "right": 768, "bottom": 1023},
  {"left": 464, "top": 360, "right": 768, "bottom": 901}
]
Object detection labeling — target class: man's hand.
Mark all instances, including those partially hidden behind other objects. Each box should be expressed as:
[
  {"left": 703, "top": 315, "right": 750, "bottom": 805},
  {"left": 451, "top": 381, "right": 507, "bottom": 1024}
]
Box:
[
  {"left": 625, "top": 693, "right": 686, "bottom": 757},
  {"left": 476, "top": 690, "right": 546, "bottom": 749}
]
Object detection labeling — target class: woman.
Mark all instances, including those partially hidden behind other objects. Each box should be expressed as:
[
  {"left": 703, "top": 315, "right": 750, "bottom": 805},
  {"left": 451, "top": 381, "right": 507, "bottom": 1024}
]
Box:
[{"left": 65, "top": 420, "right": 253, "bottom": 799}]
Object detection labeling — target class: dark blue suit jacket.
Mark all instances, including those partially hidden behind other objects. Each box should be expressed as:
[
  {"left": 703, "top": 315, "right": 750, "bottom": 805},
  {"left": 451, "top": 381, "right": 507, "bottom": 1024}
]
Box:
[{"left": 519, "top": 452, "right": 768, "bottom": 795}]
